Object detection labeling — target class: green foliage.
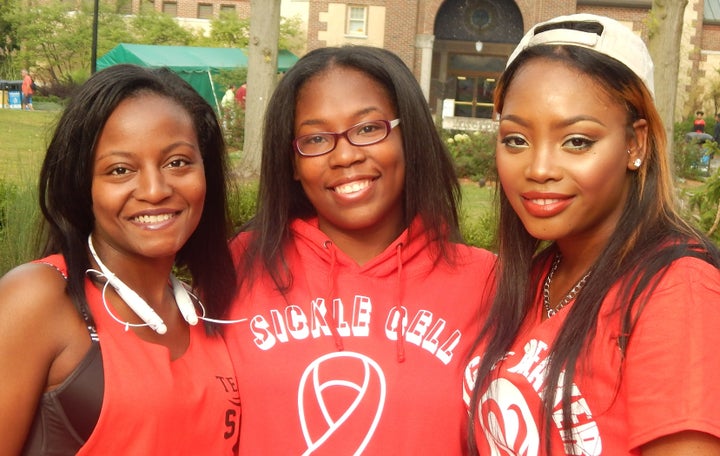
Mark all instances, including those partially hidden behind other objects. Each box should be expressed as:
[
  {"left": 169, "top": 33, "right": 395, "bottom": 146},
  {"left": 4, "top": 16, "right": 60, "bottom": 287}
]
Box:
[
  {"left": 0, "top": 182, "right": 42, "bottom": 276},
  {"left": 0, "top": 111, "right": 56, "bottom": 186},
  {"left": 685, "top": 170, "right": 720, "bottom": 244},
  {"left": 674, "top": 116, "right": 720, "bottom": 180},
  {"left": 215, "top": 68, "right": 248, "bottom": 92},
  {"left": 675, "top": 136, "right": 709, "bottom": 180},
  {"left": 6, "top": 2, "right": 91, "bottom": 84},
  {"left": 96, "top": 6, "right": 136, "bottom": 54},
  {"left": 461, "top": 209, "right": 497, "bottom": 250},
  {"left": 2, "top": 0, "right": 306, "bottom": 97},
  {"left": 0, "top": 0, "right": 20, "bottom": 76},
  {"left": 203, "top": 11, "right": 249, "bottom": 48},
  {"left": 129, "top": 10, "right": 196, "bottom": 46},
  {"left": 442, "top": 129, "right": 497, "bottom": 182},
  {"left": 279, "top": 15, "right": 306, "bottom": 56},
  {"left": 227, "top": 180, "right": 258, "bottom": 232},
  {"left": 222, "top": 104, "right": 246, "bottom": 151},
  {"left": 0, "top": 181, "right": 16, "bottom": 231},
  {"left": 458, "top": 181, "right": 497, "bottom": 250}
]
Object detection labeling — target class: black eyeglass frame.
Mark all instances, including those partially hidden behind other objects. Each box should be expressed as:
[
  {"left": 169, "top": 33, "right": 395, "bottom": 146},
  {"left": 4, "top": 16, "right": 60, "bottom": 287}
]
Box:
[{"left": 293, "top": 118, "right": 401, "bottom": 157}]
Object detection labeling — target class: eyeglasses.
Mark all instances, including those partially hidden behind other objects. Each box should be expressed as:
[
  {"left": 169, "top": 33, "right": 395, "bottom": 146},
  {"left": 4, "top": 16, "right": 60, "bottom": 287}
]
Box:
[{"left": 293, "top": 118, "right": 401, "bottom": 157}]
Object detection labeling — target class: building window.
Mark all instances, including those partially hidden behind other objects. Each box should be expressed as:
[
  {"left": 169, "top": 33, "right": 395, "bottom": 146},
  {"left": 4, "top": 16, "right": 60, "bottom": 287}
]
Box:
[
  {"left": 162, "top": 1, "right": 177, "bottom": 16},
  {"left": 116, "top": 0, "right": 132, "bottom": 14},
  {"left": 453, "top": 76, "right": 496, "bottom": 119},
  {"left": 346, "top": 5, "right": 367, "bottom": 36},
  {"left": 220, "top": 4, "right": 236, "bottom": 15},
  {"left": 577, "top": 0, "right": 651, "bottom": 6},
  {"left": 197, "top": 3, "right": 213, "bottom": 19},
  {"left": 140, "top": 0, "right": 155, "bottom": 13}
]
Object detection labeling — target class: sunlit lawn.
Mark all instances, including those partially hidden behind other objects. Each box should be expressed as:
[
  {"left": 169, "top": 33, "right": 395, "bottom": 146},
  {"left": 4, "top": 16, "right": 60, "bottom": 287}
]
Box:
[
  {"left": 0, "top": 109, "right": 60, "bottom": 185},
  {"left": 460, "top": 179, "right": 495, "bottom": 220}
]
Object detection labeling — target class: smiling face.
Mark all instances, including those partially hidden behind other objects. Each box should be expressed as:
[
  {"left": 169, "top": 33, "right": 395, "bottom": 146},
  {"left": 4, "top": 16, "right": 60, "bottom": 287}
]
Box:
[
  {"left": 90, "top": 93, "right": 206, "bottom": 265},
  {"left": 293, "top": 66, "right": 406, "bottom": 251},
  {"left": 496, "top": 57, "right": 647, "bottom": 249}
]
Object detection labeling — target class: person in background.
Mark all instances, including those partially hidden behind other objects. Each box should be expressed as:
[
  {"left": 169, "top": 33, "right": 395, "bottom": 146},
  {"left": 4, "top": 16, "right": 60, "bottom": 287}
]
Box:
[
  {"left": 0, "top": 64, "right": 239, "bottom": 455},
  {"left": 221, "top": 84, "right": 236, "bottom": 109},
  {"left": 21, "top": 69, "right": 34, "bottom": 111},
  {"left": 225, "top": 45, "right": 496, "bottom": 455},
  {"left": 713, "top": 113, "right": 720, "bottom": 143},
  {"left": 694, "top": 110, "right": 706, "bottom": 133},
  {"left": 465, "top": 13, "right": 720, "bottom": 455},
  {"left": 235, "top": 82, "right": 247, "bottom": 109}
]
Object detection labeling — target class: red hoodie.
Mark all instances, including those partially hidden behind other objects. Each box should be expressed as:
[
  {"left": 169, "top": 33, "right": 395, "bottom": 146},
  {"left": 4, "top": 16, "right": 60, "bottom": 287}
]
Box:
[{"left": 226, "top": 217, "right": 496, "bottom": 454}]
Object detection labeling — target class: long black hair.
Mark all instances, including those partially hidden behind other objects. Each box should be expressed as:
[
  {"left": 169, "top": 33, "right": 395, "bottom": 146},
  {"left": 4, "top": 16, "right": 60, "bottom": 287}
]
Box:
[
  {"left": 237, "top": 45, "right": 462, "bottom": 291},
  {"left": 39, "top": 64, "right": 236, "bottom": 332}
]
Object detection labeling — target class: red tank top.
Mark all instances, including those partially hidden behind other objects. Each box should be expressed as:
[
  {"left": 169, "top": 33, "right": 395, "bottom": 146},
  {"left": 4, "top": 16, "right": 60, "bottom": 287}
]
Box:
[{"left": 34, "top": 255, "right": 240, "bottom": 454}]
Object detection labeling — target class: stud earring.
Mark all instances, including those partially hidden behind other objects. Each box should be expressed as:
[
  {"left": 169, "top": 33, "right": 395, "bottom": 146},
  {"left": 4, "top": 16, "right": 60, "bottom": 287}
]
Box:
[
  {"left": 633, "top": 158, "right": 642, "bottom": 167},
  {"left": 627, "top": 149, "right": 631, "bottom": 155}
]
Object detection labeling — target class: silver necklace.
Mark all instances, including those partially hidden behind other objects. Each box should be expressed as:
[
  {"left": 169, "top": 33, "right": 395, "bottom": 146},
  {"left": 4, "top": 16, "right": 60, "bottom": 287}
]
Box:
[{"left": 542, "top": 254, "right": 591, "bottom": 318}]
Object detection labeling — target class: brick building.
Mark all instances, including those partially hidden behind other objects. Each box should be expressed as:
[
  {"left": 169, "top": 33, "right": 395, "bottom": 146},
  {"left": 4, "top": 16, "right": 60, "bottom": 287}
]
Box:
[{"left": 128, "top": 0, "right": 720, "bottom": 126}]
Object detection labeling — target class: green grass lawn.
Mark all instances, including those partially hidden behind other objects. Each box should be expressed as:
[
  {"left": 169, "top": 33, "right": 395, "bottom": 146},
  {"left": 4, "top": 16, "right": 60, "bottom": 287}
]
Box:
[
  {"left": 0, "top": 109, "right": 60, "bottom": 185},
  {"left": 460, "top": 180, "right": 495, "bottom": 218}
]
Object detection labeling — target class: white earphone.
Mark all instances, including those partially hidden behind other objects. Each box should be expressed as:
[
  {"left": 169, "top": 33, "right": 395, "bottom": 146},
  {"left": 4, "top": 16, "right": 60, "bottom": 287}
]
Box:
[{"left": 87, "top": 235, "right": 199, "bottom": 334}]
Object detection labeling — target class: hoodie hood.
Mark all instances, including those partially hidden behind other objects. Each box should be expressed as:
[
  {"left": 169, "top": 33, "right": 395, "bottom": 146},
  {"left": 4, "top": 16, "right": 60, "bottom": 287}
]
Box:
[
  {"left": 289, "top": 216, "right": 434, "bottom": 278},
  {"left": 289, "top": 216, "right": 434, "bottom": 362}
]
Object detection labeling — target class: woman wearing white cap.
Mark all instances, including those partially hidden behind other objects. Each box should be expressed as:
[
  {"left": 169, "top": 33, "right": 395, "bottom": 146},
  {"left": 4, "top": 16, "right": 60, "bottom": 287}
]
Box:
[{"left": 464, "top": 13, "right": 720, "bottom": 455}]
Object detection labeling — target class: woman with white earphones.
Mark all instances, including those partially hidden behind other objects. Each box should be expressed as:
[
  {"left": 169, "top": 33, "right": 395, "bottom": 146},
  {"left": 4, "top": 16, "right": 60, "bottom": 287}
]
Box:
[{"left": 0, "top": 64, "right": 240, "bottom": 455}]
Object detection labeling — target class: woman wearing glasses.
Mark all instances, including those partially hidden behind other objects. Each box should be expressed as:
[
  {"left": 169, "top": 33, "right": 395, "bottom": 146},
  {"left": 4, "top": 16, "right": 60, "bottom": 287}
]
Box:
[{"left": 224, "top": 45, "right": 496, "bottom": 454}]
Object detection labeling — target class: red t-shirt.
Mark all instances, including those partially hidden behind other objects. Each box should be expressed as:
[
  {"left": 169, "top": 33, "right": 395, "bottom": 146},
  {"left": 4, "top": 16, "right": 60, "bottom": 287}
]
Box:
[
  {"left": 465, "top": 256, "right": 720, "bottom": 455},
  {"left": 235, "top": 84, "right": 246, "bottom": 108},
  {"left": 22, "top": 74, "right": 33, "bottom": 95}
]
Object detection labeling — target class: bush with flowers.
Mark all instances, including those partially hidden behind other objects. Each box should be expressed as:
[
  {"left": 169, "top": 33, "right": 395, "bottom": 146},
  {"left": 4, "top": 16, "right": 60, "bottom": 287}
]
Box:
[{"left": 441, "top": 129, "right": 496, "bottom": 184}]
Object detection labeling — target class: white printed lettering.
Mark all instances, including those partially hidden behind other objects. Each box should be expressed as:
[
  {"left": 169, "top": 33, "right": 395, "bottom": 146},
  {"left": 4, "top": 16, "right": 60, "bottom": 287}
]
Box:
[
  {"left": 405, "top": 310, "right": 433, "bottom": 346},
  {"left": 421, "top": 318, "right": 446, "bottom": 354},
  {"left": 384, "top": 306, "right": 408, "bottom": 340},
  {"left": 436, "top": 329, "right": 461, "bottom": 364},
  {"left": 286, "top": 305, "right": 309, "bottom": 339},
  {"left": 351, "top": 296, "right": 372, "bottom": 336},
  {"left": 333, "top": 299, "right": 351, "bottom": 337},
  {"left": 310, "top": 298, "right": 333, "bottom": 338},
  {"left": 270, "top": 309, "right": 289, "bottom": 343},
  {"left": 250, "top": 315, "right": 276, "bottom": 350}
]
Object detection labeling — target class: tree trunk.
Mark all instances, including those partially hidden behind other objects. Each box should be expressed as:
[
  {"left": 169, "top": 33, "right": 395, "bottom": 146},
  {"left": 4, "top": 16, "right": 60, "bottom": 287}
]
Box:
[
  {"left": 241, "top": 0, "right": 280, "bottom": 178},
  {"left": 648, "top": 0, "right": 688, "bottom": 159}
]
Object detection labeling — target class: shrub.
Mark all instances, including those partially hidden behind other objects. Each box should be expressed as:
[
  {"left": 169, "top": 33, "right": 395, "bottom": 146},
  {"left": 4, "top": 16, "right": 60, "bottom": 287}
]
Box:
[
  {"left": 441, "top": 129, "right": 496, "bottom": 182},
  {"left": 685, "top": 170, "right": 720, "bottom": 244},
  {"left": 227, "top": 180, "right": 258, "bottom": 232},
  {"left": 222, "top": 105, "right": 246, "bottom": 151},
  {"left": 460, "top": 209, "right": 497, "bottom": 251}
]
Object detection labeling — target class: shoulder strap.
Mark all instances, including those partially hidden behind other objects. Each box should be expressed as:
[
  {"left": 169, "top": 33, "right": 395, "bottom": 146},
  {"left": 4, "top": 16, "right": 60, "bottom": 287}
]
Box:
[{"left": 34, "top": 256, "right": 99, "bottom": 342}]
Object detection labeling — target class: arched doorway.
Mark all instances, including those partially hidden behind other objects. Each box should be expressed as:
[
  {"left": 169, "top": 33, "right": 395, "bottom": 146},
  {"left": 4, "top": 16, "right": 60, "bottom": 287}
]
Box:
[{"left": 431, "top": 0, "right": 523, "bottom": 127}]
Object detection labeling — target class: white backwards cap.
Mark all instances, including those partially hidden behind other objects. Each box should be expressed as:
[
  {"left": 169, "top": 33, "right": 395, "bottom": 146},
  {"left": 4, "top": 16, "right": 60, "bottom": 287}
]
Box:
[{"left": 507, "top": 13, "right": 654, "bottom": 96}]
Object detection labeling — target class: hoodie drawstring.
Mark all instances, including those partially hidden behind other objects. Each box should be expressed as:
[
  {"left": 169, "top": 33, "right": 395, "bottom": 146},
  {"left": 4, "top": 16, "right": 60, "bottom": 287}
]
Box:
[
  {"left": 320, "top": 238, "right": 406, "bottom": 363},
  {"left": 394, "top": 242, "right": 406, "bottom": 363},
  {"left": 323, "top": 241, "right": 345, "bottom": 352}
]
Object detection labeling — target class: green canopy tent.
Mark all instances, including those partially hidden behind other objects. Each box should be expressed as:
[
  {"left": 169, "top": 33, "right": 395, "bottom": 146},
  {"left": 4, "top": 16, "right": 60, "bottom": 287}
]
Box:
[{"left": 96, "top": 43, "right": 299, "bottom": 111}]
